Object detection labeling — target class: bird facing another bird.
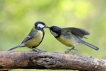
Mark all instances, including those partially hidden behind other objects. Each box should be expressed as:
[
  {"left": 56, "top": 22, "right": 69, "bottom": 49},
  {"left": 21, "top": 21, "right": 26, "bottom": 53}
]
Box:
[
  {"left": 46, "top": 26, "right": 99, "bottom": 53},
  {"left": 8, "top": 22, "right": 99, "bottom": 53},
  {"left": 8, "top": 21, "right": 47, "bottom": 51}
]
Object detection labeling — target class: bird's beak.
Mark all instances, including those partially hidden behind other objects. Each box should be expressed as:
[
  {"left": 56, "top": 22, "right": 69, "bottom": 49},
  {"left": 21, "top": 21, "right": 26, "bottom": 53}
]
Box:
[{"left": 45, "top": 26, "right": 50, "bottom": 28}]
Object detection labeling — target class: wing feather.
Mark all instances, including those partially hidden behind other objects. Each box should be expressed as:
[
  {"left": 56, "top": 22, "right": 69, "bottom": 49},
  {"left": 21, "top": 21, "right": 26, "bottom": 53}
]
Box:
[
  {"left": 21, "top": 28, "right": 37, "bottom": 43},
  {"left": 61, "top": 27, "right": 90, "bottom": 38}
]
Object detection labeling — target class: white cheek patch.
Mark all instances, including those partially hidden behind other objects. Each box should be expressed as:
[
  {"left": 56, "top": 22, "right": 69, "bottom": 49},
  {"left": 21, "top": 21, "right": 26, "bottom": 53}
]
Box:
[
  {"left": 37, "top": 24, "right": 44, "bottom": 28},
  {"left": 50, "top": 30, "right": 58, "bottom": 37}
]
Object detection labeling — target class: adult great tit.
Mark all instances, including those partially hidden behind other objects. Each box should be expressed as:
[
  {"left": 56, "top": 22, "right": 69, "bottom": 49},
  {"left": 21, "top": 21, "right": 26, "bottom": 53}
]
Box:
[
  {"left": 8, "top": 21, "right": 47, "bottom": 51},
  {"left": 47, "top": 26, "right": 99, "bottom": 53}
]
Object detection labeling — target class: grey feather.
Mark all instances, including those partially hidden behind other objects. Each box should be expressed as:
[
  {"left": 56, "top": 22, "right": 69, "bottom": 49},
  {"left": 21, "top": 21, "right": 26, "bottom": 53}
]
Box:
[
  {"left": 8, "top": 43, "right": 25, "bottom": 51},
  {"left": 62, "top": 27, "right": 90, "bottom": 38},
  {"left": 8, "top": 28, "right": 37, "bottom": 51},
  {"left": 21, "top": 28, "right": 37, "bottom": 43},
  {"left": 79, "top": 39, "right": 99, "bottom": 50}
]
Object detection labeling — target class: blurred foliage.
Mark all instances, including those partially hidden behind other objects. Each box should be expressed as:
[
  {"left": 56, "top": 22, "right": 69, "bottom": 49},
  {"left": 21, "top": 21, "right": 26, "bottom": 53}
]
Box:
[{"left": 0, "top": 0, "right": 106, "bottom": 71}]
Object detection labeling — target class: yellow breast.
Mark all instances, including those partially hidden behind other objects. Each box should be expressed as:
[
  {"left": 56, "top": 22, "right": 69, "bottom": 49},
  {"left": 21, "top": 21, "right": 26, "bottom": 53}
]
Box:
[
  {"left": 56, "top": 36, "right": 75, "bottom": 47},
  {"left": 25, "top": 31, "right": 43, "bottom": 47}
]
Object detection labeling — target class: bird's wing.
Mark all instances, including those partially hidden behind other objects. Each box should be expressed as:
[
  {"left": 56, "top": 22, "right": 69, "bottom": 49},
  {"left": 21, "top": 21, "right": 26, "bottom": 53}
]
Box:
[
  {"left": 62, "top": 27, "right": 90, "bottom": 38},
  {"left": 21, "top": 28, "right": 37, "bottom": 43}
]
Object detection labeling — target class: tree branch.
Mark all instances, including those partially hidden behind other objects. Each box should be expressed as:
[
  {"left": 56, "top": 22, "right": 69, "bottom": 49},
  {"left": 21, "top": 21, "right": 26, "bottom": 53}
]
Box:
[{"left": 0, "top": 51, "right": 106, "bottom": 71}]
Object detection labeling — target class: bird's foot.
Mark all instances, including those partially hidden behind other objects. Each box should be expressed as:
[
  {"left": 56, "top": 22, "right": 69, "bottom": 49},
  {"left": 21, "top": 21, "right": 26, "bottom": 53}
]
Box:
[
  {"left": 65, "top": 47, "right": 78, "bottom": 54},
  {"left": 32, "top": 48, "right": 46, "bottom": 53}
]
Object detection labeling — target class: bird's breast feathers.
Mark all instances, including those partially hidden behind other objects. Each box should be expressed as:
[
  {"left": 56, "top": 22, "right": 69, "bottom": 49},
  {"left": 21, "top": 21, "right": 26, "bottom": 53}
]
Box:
[
  {"left": 56, "top": 35, "right": 76, "bottom": 47},
  {"left": 25, "top": 31, "right": 43, "bottom": 47}
]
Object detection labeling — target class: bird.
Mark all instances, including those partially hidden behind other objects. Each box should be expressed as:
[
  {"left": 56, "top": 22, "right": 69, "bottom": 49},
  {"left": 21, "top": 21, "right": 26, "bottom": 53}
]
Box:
[
  {"left": 46, "top": 26, "right": 99, "bottom": 53},
  {"left": 8, "top": 21, "right": 47, "bottom": 51}
]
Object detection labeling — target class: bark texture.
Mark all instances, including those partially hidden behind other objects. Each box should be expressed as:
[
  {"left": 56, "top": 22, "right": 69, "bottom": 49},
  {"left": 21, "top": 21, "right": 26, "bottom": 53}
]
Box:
[{"left": 0, "top": 51, "right": 106, "bottom": 71}]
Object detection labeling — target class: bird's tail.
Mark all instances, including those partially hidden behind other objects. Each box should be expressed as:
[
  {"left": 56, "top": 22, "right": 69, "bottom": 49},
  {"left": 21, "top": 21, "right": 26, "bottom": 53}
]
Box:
[
  {"left": 8, "top": 45, "right": 21, "bottom": 51},
  {"left": 79, "top": 39, "right": 99, "bottom": 50}
]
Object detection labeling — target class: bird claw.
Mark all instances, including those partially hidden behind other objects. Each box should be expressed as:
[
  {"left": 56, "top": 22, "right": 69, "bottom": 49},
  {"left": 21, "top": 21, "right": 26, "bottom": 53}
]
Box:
[
  {"left": 65, "top": 48, "right": 78, "bottom": 54},
  {"left": 32, "top": 48, "right": 46, "bottom": 53},
  {"left": 65, "top": 51, "right": 70, "bottom": 54}
]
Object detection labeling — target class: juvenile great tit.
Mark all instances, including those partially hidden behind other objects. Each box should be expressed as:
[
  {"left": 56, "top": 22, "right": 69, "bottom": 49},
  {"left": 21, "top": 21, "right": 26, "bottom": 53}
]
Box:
[
  {"left": 8, "top": 21, "right": 47, "bottom": 51},
  {"left": 46, "top": 26, "right": 99, "bottom": 53}
]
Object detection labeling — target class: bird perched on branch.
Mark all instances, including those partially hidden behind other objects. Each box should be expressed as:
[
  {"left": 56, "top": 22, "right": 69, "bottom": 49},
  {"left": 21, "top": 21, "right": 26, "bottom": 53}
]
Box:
[
  {"left": 46, "top": 26, "right": 99, "bottom": 53},
  {"left": 8, "top": 21, "right": 47, "bottom": 51}
]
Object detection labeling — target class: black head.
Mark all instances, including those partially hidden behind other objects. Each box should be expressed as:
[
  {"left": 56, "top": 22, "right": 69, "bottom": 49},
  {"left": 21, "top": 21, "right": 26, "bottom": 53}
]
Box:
[
  {"left": 49, "top": 26, "right": 61, "bottom": 38},
  {"left": 34, "top": 21, "right": 47, "bottom": 30}
]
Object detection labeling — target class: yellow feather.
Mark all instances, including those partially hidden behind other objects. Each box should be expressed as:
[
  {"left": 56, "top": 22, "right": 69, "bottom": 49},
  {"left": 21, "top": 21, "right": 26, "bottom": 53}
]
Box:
[
  {"left": 56, "top": 35, "right": 75, "bottom": 47},
  {"left": 25, "top": 31, "right": 43, "bottom": 47}
]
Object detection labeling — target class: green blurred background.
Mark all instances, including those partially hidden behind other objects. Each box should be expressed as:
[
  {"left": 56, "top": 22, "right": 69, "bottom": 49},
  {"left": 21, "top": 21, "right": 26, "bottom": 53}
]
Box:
[{"left": 0, "top": 0, "right": 106, "bottom": 71}]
